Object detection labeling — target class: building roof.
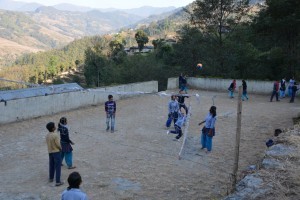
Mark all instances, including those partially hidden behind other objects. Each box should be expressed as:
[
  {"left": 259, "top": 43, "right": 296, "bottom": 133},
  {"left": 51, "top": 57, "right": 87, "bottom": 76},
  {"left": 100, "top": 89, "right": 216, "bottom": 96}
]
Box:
[{"left": 0, "top": 83, "right": 83, "bottom": 101}]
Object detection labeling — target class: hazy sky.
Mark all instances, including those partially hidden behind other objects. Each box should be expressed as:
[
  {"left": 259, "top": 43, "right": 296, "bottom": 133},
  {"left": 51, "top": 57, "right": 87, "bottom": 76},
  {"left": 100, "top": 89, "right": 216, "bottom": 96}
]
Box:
[{"left": 16, "top": 0, "right": 195, "bottom": 9}]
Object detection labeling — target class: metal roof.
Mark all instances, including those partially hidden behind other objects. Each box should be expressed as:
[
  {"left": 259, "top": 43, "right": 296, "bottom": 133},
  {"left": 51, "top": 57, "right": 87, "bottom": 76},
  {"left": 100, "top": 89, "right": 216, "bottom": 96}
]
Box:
[{"left": 0, "top": 83, "right": 83, "bottom": 101}]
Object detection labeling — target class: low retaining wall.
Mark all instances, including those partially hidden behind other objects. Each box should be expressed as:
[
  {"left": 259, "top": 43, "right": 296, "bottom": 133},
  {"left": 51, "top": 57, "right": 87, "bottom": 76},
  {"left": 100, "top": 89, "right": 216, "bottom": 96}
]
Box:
[
  {"left": 168, "top": 77, "right": 275, "bottom": 94},
  {"left": 0, "top": 81, "right": 158, "bottom": 124}
]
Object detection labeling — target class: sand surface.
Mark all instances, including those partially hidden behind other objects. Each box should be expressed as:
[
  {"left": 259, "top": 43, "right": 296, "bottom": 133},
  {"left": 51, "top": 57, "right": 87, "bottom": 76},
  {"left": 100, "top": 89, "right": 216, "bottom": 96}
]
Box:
[{"left": 0, "top": 90, "right": 299, "bottom": 200}]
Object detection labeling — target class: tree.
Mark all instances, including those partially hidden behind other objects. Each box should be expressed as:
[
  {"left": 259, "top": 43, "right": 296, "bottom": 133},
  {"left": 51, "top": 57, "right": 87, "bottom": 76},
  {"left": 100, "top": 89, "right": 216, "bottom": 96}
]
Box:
[
  {"left": 47, "top": 56, "right": 59, "bottom": 79},
  {"left": 251, "top": 0, "right": 300, "bottom": 78},
  {"left": 135, "top": 30, "right": 149, "bottom": 52},
  {"left": 84, "top": 46, "right": 107, "bottom": 87},
  {"left": 187, "top": 0, "right": 250, "bottom": 74},
  {"left": 109, "top": 34, "right": 127, "bottom": 64}
]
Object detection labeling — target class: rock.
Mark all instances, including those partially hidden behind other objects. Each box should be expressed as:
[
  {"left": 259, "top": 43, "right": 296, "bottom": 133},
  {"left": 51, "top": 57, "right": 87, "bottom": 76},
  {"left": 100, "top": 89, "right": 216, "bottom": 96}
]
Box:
[
  {"left": 266, "top": 144, "right": 295, "bottom": 157},
  {"left": 223, "top": 174, "right": 272, "bottom": 200},
  {"left": 262, "top": 158, "right": 284, "bottom": 170}
]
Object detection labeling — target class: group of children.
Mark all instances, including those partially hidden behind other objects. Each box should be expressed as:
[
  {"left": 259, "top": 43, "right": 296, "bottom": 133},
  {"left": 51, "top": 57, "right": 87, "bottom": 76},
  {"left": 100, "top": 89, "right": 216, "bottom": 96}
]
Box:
[
  {"left": 227, "top": 78, "right": 298, "bottom": 103},
  {"left": 45, "top": 94, "right": 117, "bottom": 198},
  {"left": 46, "top": 118, "right": 88, "bottom": 199},
  {"left": 166, "top": 89, "right": 217, "bottom": 153},
  {"left": 277, "top": 77, "right": 299, "bottom": 103},
  {"left": 166, "top": 91, "right": 188, "bottom": 141},
  {"left": 228, "top": 79, "right": 249, "bottom": 101}
]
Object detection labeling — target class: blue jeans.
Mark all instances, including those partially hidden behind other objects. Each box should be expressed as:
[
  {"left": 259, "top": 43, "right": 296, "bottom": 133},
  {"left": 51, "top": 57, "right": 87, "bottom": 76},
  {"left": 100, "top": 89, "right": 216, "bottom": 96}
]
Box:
[
  {"left": 201, "top": 133, "right": 212, "bottom": 151},
  {"left": 106, "top": 112, "right": 115, "bottom": 130},
  {"left": 242, "top": 91, "right": 248, "bottom": 100},
  {"left": 229, "top": 90, "right": 234, "bottom": 98},
  {"left": 279, "top": 89, "right": 286, "bottom": 98},
  {"left": 171, "top": 112, "right": 178, "bottom": 126},
  {"left": 49, "top": 152, "right": 62, "bottom": 183},
  {"left": 170, "top": 124, "right": 182, "bottom": 139},
  {"left": 288, "top": 87, "right": 292, "bottom": 97},
  {"left": 61, "top": 151, "right": 73, "bottom": 167}
]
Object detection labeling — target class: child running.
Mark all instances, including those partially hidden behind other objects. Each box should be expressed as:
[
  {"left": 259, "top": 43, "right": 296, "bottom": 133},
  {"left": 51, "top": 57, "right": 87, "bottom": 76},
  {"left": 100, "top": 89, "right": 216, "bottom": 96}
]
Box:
[
  {"left": 45, "top": 122, "right": 64, "bottom": 186},
  {"left": 61, "top": 172, "right": 88, "bottom": 200},
  {"left": 58, "top": 117, "right": 76, "bottom": 169},
  {"left": 167, "top": 111, "right": 186, "bottom": 141}
]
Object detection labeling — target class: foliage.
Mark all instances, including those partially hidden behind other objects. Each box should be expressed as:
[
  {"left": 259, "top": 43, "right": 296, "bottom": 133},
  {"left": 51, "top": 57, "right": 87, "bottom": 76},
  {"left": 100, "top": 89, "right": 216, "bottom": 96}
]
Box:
[
  {"left": 186, "top": 0, "right": 250, "bottom": 72},
  {"left": 109, "top": 34, "right": 127, "bottom": 64},
  {"left": 251, "top": 0, "right": 300, "bottom": 78},
  {"left": 135, "top": 30, "right": 149, "bottom": 52}
]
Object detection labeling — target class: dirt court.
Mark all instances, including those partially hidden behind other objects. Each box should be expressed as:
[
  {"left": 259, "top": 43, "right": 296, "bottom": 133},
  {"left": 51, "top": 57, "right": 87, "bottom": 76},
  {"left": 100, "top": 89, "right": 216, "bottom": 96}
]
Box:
[{"left": 0, "top": 90, "right": 299, "bottom": 200}]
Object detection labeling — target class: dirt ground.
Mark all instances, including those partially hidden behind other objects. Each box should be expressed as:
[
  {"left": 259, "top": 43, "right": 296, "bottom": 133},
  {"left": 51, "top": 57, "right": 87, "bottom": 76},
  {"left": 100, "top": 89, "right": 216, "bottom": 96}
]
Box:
[{"left": 0, "top": 90, "right": 299, "bottom": 200}]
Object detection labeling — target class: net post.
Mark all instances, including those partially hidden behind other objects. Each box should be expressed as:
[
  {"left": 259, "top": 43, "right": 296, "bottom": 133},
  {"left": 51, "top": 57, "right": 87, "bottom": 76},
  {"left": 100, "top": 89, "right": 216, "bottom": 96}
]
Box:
[{"left": 231, "top": 86, "right": 243, "bottom": 192}]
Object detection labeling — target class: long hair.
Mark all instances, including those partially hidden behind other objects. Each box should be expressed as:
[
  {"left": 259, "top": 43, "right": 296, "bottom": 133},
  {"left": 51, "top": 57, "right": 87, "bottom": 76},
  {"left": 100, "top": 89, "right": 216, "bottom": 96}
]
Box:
[{"left": 59, "top": 117, "right": 67, "bottom": 125}]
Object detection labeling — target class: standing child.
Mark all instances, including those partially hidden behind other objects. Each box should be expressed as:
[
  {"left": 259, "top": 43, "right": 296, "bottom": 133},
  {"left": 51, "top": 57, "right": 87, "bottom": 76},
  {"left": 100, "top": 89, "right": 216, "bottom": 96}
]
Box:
[
  {"left": 45, "top": 122, "right": 64, "bottom": 186},
  {"left": 288, "top": 77, "right": 295, "bottom": 97},
  {"left": 270, "top": 80, "right": 280, "bottom": 102},
  {"left": 167, "top": 112, "right": 186, "bottom": 141},
  {"left": 180, "top": 75, "right": 188, "bottom": 93},
  {"left": 168, "top": 95, "right": 179, "bottom": 127},
  {"left": 61, "top": 172, "right": 88, "bottom": 200},
  {"left": 242, "top": 80, "right": 249, "bottom": 101},
  {"left": 280, "top": 77, "right": 286, "bottom": 98},
  {"left": 179, "top": 73, "right": 184, "bottom": 89},
  {"left": 290, "top": 82, "right": 299, "bottom": 103},
  {"left": 228, "top": 80, "right": 236, "bottom": 98},
  {"left": 105, "top": 94, "right": 116, "bottom": 133},
  {"left": 198, "top": 106, "right": 217, "bottom": 153},
  {"left": 58, "top": 117, "right": 76, "bottom": 169}
]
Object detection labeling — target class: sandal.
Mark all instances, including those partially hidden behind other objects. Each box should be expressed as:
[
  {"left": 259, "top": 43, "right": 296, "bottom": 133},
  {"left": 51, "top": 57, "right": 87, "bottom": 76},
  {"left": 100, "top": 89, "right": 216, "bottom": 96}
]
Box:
[{"left": 55, "top": 181, "right": 64, "bottom": 186}]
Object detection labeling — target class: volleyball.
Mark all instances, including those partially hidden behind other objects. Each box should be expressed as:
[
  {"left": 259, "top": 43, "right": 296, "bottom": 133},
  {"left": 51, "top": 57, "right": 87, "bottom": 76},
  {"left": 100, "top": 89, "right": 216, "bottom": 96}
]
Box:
[{"left": 196, "top": 63, "right": 203, "bottom": 69}]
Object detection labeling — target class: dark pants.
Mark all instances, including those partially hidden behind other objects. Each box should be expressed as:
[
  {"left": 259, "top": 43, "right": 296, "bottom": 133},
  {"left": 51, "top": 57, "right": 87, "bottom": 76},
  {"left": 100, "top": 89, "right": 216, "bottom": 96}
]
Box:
[
  {"left": 171, "top": 112, "right": 178, "bottom": 126},
  {"left": 170, "top": 124, "right": 182, "bottom": 139},
  {"left": 270, "top": 91, "right": 279, "bottom": 102},
  {"left": 290, "top": 91, "right": 296, "bottom": 103},
  {"left": 179, "top": 103, "right": 188, "bottom": 114},
  {"left": 49, "top": 152, "right": 62, "bottom": 183}
]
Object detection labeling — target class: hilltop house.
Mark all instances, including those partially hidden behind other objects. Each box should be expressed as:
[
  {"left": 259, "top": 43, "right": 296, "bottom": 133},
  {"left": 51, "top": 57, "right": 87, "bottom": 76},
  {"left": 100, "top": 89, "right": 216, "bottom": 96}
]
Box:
[{"left": 125, "top": 46, "right": 154, "bottom": 55}]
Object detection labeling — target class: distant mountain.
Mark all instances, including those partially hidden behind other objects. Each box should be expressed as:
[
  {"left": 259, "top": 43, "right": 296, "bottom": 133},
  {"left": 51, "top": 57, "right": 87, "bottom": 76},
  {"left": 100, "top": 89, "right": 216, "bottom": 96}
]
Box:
[
  {"left": 0, "top": 0, "right": 25, "bottom": 10},
  {"left": 0, "top": 0, "right": 182, "bottom": 64},
  {"left": 0, "top": 7, "right": 143, "bottom": 64},
  {"left": 0, "top": 0, "right": 178, "bottom": 17},
  {"left": 129, "top": 7, "right": 185, "bottom": 28},
  {"left": 17, "top": 2, "right": 43, "bottom": 11},
  {"left": 52, "top": 3, "right": 92, "bottom": 12},
  {"left": 123, "top": 6, "right": 177, "bottom": 17}
]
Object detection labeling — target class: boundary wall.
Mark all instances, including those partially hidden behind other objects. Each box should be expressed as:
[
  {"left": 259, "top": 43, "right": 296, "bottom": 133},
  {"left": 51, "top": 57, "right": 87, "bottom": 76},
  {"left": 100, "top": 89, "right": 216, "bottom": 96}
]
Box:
[
  {"left": 168, "top": 77, "right": 274, "bottom": 94},
  {"left": 0, "top": 81, "right": 158, "bottom": 124}
]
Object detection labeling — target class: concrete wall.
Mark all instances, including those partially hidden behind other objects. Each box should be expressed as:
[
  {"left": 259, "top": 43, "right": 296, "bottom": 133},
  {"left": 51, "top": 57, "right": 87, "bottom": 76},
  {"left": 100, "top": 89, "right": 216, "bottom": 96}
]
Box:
[
  {"left": 168, "top": 77, "right": 274, "bottom": 94},
  {"left": 0, "top": 81, "right": 158, "bottom": 124}
]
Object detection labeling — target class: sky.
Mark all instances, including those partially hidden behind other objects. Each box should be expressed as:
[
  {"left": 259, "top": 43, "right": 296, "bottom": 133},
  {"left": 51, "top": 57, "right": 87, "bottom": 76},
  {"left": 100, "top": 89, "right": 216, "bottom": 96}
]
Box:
[{"left": 16, "top": 0, "right": 195, "bottom": 9}]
